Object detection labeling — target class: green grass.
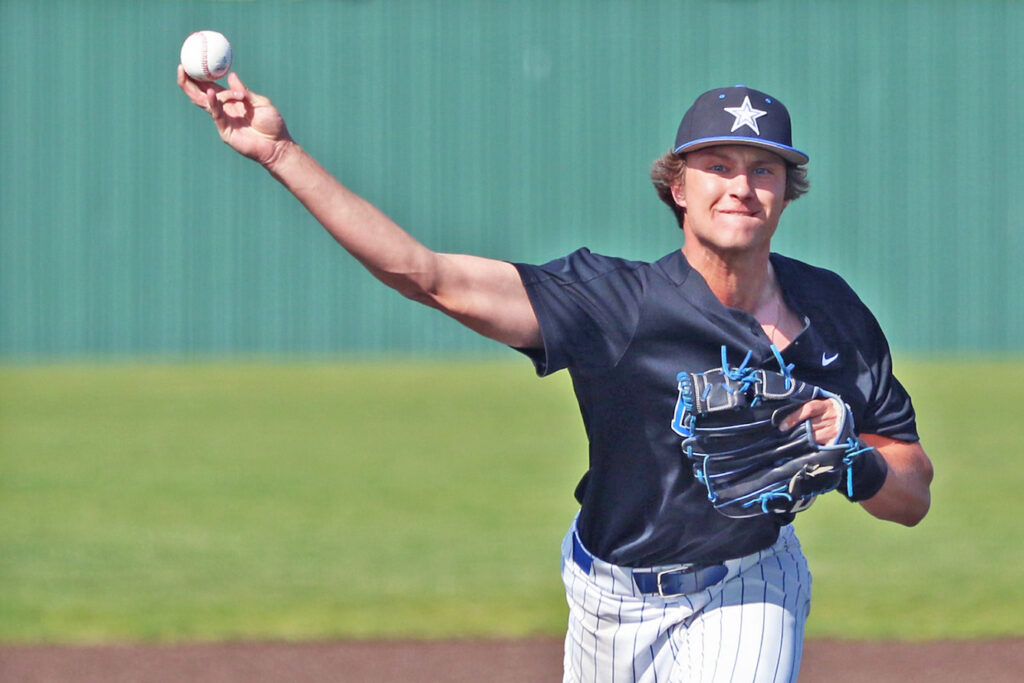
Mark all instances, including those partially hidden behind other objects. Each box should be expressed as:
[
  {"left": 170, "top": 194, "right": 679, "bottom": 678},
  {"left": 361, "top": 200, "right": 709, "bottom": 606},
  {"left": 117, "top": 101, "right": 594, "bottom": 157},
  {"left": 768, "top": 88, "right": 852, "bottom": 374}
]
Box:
[
  {"left": 0, "top": 358, "right": 1021, "bottom": 643},
  {"left": 795, "top": 356, "right": 1024, "bottom": 640},
  {"left": 0, "top": 361, "right": 585, "bottom": 643}
]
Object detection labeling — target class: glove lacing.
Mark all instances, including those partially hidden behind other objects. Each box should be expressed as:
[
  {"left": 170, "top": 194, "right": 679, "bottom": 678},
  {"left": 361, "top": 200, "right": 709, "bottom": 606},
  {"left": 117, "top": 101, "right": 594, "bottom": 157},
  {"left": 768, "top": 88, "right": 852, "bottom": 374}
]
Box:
[
  {"left": 841, "top": 440, "right": 873, "bottom": 498},
  {"left": 685, "top": 346, "right": 870, "bottom": 511},
  {"left": 735, "top": 345, "right": 854, "bottom": 514}
]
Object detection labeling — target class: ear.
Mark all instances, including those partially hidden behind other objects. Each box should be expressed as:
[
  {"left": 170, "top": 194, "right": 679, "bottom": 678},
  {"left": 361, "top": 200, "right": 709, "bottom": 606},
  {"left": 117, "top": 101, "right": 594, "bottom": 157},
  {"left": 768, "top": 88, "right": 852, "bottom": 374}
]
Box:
[{"left": 670, "top": 182, "right": 686, "bottom": 208}]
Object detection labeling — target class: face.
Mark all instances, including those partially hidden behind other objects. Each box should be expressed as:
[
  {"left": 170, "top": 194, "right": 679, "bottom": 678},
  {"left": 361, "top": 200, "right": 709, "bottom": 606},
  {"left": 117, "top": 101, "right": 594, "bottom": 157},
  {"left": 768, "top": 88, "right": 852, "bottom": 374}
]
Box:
[{"left": 672, "top": 145, "right": 789, "bottom": 257}]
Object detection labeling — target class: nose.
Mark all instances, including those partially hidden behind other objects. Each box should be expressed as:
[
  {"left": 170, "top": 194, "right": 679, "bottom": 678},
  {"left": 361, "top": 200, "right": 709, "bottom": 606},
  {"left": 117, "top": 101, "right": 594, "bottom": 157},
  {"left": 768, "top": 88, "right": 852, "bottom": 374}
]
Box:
[{"left": 727, "top": 171, "right": 756, "bottom": 198}]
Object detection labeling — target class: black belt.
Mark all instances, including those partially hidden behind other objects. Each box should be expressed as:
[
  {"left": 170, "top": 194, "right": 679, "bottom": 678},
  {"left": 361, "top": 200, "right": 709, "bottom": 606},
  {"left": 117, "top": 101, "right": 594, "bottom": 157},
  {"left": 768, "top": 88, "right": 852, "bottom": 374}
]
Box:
[{"left": 572, "top": 532, "right": 728, "bottom": 598}]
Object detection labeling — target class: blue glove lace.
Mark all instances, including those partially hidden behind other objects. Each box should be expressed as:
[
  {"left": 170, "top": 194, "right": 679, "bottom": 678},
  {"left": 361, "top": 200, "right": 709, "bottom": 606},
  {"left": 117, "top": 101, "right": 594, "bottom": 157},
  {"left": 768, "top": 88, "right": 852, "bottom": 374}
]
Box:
[
  {"left": 841, "top": 439, "right": 874, "bottom": 498},
  {"left": 717, "top": 345, "right": 796, "bottom": 406},
  {"left": 749, "top": 490, "right": 792, "bottom": 514},
  {"left": 769, "top": 344, "right": 795, "bottom": 387},
  {"left": 719, "top": 347, "right": 761, "bottom": 404}
]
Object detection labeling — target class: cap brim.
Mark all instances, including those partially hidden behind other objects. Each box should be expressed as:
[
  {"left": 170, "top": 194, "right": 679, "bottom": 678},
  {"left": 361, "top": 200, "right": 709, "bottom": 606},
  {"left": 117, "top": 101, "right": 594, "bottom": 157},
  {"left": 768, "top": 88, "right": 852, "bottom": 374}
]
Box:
[{"left": 674, "top": 136, "right": 809, "bottom": 165}]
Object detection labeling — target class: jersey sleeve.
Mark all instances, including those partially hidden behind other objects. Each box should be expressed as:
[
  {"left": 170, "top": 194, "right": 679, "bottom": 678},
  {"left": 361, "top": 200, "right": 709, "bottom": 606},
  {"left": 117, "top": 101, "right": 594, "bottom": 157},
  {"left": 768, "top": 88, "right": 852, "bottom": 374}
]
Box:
[
  {"left": 511, "top": 248, "right": 646, "bottom": 376},
  {"left": 822, "top": 268, "right": 919, "bottom": 443},
  {"left": 858, "top": 311, "right": 919, "bottom": 442}
]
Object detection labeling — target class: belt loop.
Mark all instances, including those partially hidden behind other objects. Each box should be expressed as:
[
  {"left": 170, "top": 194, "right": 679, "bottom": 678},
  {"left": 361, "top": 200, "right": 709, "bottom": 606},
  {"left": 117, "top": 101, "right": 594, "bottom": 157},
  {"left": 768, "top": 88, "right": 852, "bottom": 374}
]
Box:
[{"left": 572, "top": 532, "right": 594, "bottom": 575}]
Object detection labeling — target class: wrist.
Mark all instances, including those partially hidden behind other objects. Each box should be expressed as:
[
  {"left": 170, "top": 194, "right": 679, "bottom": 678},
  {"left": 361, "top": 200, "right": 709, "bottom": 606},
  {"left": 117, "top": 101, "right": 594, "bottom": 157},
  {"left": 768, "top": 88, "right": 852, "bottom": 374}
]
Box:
[
  {"left": 842, "top": 444, "right": 889, "bottom": 502},
  {"left": 262, "top": 138, "right": 300, "bottom": 176}
]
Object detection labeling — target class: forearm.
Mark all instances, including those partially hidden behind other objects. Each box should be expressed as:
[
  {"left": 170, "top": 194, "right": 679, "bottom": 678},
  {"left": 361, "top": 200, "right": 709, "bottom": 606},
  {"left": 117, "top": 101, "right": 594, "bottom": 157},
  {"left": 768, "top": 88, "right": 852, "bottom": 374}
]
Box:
[
  {"left": 857, "top": 435, "right": 933, "bottom": 526},
  {"left": 178, "top": 70, "right": 539, "bottom": 346},
  {"left": 262, "top": 140, "right": 440, "bottom": 299},
  {"left": 260, "top": 140, "right": 541, "bottom": 348}
]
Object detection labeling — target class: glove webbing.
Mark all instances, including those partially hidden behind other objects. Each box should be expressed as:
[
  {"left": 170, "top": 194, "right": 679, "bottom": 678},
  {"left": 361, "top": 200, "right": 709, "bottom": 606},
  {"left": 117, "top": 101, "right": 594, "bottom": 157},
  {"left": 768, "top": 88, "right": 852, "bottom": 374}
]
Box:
[
  {"left": 683, "top": 345, "right": 868, "bottom": 515},
  {"left": 676, "top": 346, "right": 779, "bottom": 436}
]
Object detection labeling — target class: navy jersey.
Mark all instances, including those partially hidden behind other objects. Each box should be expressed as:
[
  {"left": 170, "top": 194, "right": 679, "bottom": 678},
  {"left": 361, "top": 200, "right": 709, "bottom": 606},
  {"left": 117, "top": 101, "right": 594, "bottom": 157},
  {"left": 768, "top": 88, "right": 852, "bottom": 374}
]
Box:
[{"left": 513, "top": 248, "right": 918, "bottom": 567}]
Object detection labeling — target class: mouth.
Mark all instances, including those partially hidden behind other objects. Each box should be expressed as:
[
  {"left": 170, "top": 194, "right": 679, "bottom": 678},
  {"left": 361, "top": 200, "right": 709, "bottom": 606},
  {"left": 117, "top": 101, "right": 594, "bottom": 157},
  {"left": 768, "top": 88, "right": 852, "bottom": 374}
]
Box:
[{"left": 716, "top": 209, "right": 761, "bottom": 219}]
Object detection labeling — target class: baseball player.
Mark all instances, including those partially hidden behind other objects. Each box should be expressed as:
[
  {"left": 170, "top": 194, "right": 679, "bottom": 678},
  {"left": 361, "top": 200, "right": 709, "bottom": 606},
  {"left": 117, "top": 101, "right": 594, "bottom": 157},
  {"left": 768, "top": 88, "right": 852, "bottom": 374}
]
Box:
[{"left": 179, "top": 68, "right": 933, "bottom": 682}]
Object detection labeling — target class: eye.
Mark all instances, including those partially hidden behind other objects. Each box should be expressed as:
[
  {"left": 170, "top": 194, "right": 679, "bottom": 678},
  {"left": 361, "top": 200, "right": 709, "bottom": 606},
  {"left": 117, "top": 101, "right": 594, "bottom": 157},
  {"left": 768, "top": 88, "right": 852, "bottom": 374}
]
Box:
[
  {"left": 709, "top": 164, "right": 727, "bottom": 173},
  {"left": 754, "top": 166, "right": 774, "bottom": 176}
]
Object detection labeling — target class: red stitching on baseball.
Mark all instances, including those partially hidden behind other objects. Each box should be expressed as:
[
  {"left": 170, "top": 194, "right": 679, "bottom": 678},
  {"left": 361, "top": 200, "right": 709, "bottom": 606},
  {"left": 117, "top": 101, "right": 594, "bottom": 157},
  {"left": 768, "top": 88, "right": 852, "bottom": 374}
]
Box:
[{"left": 200, "top": 32, "right": 211, "bottom": 79}]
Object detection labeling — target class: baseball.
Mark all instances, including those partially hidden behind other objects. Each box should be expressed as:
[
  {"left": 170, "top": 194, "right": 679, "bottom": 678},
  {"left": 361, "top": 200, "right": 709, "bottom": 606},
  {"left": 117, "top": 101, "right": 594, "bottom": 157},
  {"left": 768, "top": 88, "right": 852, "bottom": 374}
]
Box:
[{"left": 180, "top": 30, "right": 233, "bottom": 81}]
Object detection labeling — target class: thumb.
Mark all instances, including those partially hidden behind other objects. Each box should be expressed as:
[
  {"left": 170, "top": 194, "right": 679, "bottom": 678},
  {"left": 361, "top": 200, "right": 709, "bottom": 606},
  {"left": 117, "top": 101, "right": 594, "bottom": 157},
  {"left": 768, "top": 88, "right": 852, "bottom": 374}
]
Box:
[
  {"left": 225, "top": 72, "right": 257, "bottom": 102},
  {"left": 220, "top": 72, "right": 274, "bottom": 111}
]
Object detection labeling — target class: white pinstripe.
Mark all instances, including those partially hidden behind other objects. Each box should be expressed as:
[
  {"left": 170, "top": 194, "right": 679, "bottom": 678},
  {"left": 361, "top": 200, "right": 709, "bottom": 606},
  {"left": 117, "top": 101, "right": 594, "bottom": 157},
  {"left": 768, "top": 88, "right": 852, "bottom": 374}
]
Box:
[{"left": 561, "top": 523, "right": 811, "bottom": 683}]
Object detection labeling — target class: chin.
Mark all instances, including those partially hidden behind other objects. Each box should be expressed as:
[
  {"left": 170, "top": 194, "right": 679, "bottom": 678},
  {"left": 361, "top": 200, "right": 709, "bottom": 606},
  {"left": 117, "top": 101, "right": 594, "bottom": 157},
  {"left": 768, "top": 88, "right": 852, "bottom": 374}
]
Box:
[{"left": 706, "top": 235, "right": 773, "bottom": 256}]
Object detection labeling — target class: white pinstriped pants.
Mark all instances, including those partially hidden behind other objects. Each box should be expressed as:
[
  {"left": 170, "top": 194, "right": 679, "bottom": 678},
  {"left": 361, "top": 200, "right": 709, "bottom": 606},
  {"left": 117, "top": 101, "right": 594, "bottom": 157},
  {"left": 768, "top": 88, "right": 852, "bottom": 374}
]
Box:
[{"left": 561, "top": 522, "right": 811, "bottom": 683}]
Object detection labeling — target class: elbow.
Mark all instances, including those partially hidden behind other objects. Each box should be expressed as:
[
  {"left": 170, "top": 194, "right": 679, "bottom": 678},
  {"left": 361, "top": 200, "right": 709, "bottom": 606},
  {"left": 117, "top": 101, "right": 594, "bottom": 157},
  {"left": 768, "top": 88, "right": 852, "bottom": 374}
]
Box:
[
  {"left": 400, "top": 285, "right": 442, "bottom": 309},
  {"left": 902, "top": 453, "right": 935, "bottom": 526},
  {"left": 400, "top": 285, "right": 463, "bottom": 319},
  {"left": 861, "top": 491, "right": 930, "bottom": 527},
  {"left": 369, "top": 264, "right": 444, "bottom": 310},
  {"left": 862, "top": 456, "right": 934, "bottom": 527},
  {"left": 895, "top": 494, "right": 930, "bottom": 527},
  {"left": 858, "top": 438, "right": 934, "bottom": 527}
]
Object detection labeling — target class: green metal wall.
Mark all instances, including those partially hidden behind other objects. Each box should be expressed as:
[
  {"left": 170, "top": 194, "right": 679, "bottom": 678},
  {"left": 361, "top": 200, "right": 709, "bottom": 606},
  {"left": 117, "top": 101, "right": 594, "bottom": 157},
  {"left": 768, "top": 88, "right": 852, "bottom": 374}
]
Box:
[{"left": 2, "top": 0, "right": 1021, "bottom": 357}]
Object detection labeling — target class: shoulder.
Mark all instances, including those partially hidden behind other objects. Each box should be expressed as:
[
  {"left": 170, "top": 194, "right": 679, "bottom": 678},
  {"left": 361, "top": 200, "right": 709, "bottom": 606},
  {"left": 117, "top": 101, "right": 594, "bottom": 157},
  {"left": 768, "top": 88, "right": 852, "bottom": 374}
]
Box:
[
  {"left": 772, "top": 253, "right": 858, "bottom": 298},
  {"left": 773, "top": 253, "right": 875, "bottom": 319},
  {"left": 510, "top": 249, "right": 656, "bottom": 373},
  {"left": 515, "top": 248, "right": 650, "bottom": 285}
]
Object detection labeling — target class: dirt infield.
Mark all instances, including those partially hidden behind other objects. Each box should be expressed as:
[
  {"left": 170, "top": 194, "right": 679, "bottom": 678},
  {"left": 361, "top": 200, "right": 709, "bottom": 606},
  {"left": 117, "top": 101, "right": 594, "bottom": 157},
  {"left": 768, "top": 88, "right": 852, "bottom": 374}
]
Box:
[{"left": 2, "top": 638, "right": 1022, "bottom": 682}]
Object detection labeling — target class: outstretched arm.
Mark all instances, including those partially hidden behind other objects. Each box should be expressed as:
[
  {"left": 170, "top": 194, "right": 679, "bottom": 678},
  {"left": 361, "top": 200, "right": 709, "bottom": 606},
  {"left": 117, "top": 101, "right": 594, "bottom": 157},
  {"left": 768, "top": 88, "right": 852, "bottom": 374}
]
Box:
[{"left": 177, "top": 68, "right": 542, "bottom": 349}]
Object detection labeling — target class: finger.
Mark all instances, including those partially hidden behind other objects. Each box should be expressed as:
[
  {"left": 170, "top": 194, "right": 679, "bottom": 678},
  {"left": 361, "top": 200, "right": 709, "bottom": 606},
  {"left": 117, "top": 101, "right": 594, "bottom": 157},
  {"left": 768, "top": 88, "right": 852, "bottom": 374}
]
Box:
[
  {"left": 227, "top": 71, "right": 246, "bottom": 95},
  {"left": 803, "top": 400, "right": 845, "bottom": 444},
  {"left": 179, "top": 65, "right": 231, "bottom": 111},
  {"left": 214, "top": 88, "right": 246, "bottom": 104},
  {"left": 778, "top": 404, "right": 813, "bottom": 431},
  {"left": 177, "top": 64, "right": 209, "bottom": 107},
  {"left": 206, "top": 85, "right": 232, "bottom": 128},
  {"left": 778, "top": 400, "right": 829, "bottom": 431},
  {"left": 209, "top": 72, "right": 245, "bottom": 103},
  {"left": 225, "top": 72, "right": 273, "bottom": 108}
]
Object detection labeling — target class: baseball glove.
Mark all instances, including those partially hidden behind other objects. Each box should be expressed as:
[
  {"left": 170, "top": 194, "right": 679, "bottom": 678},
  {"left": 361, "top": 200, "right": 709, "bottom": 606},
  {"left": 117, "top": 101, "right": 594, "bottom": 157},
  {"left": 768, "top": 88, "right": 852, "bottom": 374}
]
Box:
[{"left": 674, "top": 348, "right": 875, "bottom": 520}]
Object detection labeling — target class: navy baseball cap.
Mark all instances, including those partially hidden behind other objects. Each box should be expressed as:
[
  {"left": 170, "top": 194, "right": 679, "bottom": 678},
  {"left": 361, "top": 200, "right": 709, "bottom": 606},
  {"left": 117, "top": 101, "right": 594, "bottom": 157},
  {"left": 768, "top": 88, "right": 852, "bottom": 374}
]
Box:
[{"left": 674, "top": 85, "right": 809, "bottom": 165}]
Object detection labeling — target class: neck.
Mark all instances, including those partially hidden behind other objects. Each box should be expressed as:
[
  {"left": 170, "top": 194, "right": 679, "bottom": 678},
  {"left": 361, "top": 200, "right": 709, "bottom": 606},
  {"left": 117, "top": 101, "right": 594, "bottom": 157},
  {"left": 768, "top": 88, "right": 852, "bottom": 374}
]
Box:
[{"left": 681, "top": 244, "right": 775, "bottom": 314}]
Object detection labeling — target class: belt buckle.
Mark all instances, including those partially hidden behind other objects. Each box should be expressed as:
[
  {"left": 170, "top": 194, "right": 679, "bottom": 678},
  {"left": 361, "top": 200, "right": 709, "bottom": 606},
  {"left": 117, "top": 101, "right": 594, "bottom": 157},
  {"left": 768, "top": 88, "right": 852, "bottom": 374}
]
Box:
[{"left": 656, "top": 565, "right": 696, "bottom": 598}]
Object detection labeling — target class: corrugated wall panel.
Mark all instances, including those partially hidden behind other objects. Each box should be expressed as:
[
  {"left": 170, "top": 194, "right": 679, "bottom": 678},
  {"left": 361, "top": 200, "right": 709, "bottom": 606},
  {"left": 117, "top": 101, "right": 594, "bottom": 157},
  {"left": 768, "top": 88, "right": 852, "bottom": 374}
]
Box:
[{"left": 1, "top": 0, "right": 1022, "bottom": 357}]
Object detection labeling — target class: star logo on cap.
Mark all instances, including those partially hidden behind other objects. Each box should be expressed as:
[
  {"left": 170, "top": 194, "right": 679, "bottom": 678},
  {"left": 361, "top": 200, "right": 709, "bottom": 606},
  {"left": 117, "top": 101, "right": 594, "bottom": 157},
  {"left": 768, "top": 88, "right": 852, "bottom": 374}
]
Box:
[{"left": 723, "top": 95, "right": 768, "bottom": 136}]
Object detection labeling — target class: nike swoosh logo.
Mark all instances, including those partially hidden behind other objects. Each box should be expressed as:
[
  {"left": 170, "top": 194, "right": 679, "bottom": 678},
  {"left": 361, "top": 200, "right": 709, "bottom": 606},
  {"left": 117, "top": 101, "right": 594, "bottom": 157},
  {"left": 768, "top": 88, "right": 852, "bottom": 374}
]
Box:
[{"left": 822, "top": 352, "right": 840, "bottom": 366}]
